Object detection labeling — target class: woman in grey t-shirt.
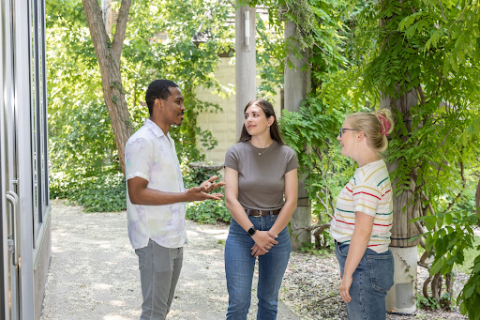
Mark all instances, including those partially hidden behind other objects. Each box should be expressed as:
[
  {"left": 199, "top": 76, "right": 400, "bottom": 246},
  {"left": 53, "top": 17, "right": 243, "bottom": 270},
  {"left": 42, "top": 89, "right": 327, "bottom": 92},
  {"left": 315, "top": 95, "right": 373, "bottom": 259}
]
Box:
[{"left": 224, "top": 99, "right": 299, "bottom": 319}]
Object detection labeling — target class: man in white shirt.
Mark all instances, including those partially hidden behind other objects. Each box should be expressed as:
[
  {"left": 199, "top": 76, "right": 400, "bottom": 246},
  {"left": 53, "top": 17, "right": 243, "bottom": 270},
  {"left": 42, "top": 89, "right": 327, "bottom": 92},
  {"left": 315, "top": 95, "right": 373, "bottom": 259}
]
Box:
[{"left": 125, "top": 79, "right": 224, "bottom": 320}]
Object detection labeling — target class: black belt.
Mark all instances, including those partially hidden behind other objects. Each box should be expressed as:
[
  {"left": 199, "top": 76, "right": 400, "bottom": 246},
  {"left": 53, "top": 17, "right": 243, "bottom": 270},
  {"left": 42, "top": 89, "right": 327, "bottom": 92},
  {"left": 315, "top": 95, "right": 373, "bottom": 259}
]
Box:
[{"left": 245, "top": 208, "right": 281, "bottom": 217}]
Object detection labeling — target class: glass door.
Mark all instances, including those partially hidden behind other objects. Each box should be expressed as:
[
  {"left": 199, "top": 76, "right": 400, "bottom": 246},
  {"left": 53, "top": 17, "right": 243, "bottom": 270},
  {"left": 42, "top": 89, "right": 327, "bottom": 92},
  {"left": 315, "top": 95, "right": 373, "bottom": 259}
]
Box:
[{"left": 1, "top": 0, "right": 46, "bottom": 316}]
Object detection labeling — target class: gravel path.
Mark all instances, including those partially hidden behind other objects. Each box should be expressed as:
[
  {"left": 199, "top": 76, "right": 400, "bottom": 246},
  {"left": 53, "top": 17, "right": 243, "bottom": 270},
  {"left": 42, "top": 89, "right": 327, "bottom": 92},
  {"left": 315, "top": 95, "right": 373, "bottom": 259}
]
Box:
[
  {"left": 41, "top": 201, "right": 469, "bottom": 320},
  {"left": 281, "top": 253, "right": 468, "bottom": 320},
  {"left": 40, "top": 201, "right": 298, "bottom": 320}
]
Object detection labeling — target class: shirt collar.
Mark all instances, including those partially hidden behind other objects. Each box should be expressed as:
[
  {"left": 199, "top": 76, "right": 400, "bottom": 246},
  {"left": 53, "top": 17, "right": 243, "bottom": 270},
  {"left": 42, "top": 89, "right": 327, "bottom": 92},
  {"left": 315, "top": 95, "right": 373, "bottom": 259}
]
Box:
[{"left": 145, "top": 119, "right": 171, "bottom": 139}]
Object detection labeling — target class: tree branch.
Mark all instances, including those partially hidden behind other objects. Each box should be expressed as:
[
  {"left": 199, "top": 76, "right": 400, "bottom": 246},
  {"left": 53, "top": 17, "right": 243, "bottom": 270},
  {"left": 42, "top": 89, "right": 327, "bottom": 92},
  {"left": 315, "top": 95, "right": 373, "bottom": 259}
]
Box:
[
  {"left": 438, "top": 0, "right": 449, "bottom": 22},
  {"left": 415, "top": 221, "right": 426, "bottom": 248},
  {"left": 423, "top": 275, "right": 432, "bottom": 298},
  {"left": 316, "top": 193, "right": 334, "bottom": 220},
  {"left": 448, "top": 0, "right": 470, "bottom": 37},
  {"left": 82, "top": 0, "right": 110, "bottom": 62},
  {"left": 112, "top": 0, "right": 133, "bottom": 61},
  {"left": 292, "top": 222, "right": 330, "bottom": 239}
]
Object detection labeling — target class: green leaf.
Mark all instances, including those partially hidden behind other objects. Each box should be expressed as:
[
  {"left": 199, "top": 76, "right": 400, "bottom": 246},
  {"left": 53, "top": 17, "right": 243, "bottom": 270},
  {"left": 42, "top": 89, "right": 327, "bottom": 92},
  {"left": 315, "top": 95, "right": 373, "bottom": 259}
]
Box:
[
  {"left": 459, "top": 301, "right": 466, "bottom": 315},
  {"left": 430, "top": 257, "right": 445, "bottom": 275},
  {"left": 444, "top": 213, "right": 452, "bottom": 225},
  {"left": 435, "top": 237, "right": 447, "bottom": 255},
  {"left": 465, "top": 286, "right": 475, "bottom": 299}
]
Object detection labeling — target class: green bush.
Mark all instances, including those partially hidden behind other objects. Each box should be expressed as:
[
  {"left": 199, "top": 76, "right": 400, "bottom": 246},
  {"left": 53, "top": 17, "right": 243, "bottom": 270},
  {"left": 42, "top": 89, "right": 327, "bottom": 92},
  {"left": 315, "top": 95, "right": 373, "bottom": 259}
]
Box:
[
  {"left": 186, "top": 196, "right": 231, "bottom": 224},
  {"left": 50, "top": 171, "right": 126, "bottom": 212},
  {"left": 182, "top": 163, "right": 223, "bottom": 189},
  {"left": 183, "top": 164, "right": 231, "bottom": 224}
]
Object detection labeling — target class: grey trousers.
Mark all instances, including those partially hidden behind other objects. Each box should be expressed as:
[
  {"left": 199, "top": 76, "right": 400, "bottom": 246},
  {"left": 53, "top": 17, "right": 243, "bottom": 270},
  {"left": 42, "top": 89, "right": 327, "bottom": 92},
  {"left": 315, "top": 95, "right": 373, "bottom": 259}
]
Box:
[{"left": 135, "top": 239, "right": 184, "bottom": 320}]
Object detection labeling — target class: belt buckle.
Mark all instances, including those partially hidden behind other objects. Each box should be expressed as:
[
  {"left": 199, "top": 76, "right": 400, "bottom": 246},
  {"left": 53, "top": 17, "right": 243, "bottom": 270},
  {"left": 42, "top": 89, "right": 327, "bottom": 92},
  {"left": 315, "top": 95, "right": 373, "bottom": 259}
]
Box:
[{"left": 252, "top": 210, "right": 262, "bottom": 218}]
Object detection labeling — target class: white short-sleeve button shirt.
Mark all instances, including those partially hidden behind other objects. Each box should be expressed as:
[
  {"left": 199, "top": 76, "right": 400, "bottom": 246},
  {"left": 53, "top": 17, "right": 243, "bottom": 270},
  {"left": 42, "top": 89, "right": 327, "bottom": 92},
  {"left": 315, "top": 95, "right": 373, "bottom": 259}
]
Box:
[{"left": 125, "top": 119, "right": 186, "bottom": 249}]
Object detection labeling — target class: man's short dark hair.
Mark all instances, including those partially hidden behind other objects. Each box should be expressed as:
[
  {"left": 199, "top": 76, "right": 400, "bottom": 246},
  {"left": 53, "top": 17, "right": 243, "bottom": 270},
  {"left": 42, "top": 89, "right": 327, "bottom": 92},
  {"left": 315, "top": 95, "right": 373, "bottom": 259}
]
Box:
[{"left": 145, "top": 80, "right": 179, "bottom": 116}]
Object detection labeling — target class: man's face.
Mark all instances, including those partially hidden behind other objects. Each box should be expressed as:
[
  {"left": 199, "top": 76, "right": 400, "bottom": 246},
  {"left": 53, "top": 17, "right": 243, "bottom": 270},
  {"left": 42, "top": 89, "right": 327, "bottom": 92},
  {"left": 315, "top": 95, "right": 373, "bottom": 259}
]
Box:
[{"left": 158, "top": 87, "right": 185, "bottom": 125}]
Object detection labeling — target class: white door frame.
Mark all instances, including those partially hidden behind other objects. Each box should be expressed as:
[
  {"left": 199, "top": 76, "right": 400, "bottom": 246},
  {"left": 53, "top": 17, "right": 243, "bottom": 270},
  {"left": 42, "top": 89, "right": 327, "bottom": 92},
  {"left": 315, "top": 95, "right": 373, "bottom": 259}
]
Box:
[
  {"left": 1, "top": 0, "right": 37, "bottom": 318},
  {"left": 15, "top": 0, "right": 35, "bottom": 316},
  {"left": 0, "top": 2, "right": 10, "bottom": 318}
]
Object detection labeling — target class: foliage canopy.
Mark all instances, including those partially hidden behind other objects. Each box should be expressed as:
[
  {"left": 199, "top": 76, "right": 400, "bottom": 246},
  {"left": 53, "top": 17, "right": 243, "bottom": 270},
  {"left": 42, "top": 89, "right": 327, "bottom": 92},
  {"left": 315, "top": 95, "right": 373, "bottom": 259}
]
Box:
[
  {"left": 47, "top": 0, "right": 480, "bottom": 316},
  {"left": 47, "top": 0, "right": 234, "bottom": 210}
]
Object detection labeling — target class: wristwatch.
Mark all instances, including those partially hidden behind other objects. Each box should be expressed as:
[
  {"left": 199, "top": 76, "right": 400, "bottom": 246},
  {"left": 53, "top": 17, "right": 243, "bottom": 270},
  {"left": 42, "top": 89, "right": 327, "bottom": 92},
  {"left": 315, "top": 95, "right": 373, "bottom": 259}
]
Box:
[{"left": 247, "top": 226, "right": 257, "bottom": 237}]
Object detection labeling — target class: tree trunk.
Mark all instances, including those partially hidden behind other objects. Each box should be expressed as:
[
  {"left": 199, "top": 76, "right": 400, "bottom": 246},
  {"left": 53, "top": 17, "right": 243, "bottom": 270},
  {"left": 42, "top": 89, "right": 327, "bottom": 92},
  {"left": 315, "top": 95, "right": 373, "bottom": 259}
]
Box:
[
  {"left": 381, "top": 90, "right": 422, "bottom": 248},
  {"left": 82, "top": 0, "right": 134, "bottom": 174},
  {"left": 382, "top": 86, "right": 420, "bottom": 315}
]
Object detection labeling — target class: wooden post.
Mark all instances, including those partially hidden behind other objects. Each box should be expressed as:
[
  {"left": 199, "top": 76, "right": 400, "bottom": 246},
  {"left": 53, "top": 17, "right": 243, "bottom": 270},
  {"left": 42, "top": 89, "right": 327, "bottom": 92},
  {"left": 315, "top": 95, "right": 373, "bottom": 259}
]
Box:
[
  {"left": 284, "top": 19, "right": 311, "bottom": 251},
  {"left": 235, "top": 4, "right": 256, "bottom": 137}
]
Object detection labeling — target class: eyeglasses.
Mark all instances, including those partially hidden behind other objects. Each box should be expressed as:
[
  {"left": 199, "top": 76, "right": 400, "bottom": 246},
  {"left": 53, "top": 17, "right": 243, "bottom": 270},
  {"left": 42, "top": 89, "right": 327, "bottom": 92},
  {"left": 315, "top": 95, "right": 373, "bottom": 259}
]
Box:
[{"left": 338, "top": 128, "right": 367, "bottom": 138}]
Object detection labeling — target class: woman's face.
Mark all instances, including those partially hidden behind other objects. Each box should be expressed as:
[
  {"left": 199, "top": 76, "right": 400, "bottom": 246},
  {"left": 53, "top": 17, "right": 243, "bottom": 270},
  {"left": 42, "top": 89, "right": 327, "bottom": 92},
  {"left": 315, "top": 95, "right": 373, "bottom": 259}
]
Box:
[
  {"left": 337, "top": 119, "right": 357, "bottom": 158},
  {"left": 244, "top": 104, "right": 272, "bottom": 136}
]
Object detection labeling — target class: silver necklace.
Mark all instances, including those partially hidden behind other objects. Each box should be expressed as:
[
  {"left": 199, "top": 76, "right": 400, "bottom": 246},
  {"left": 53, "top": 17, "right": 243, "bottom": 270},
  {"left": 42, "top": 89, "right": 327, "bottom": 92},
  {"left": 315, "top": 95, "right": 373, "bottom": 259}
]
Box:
[{"left": 251, "top": 142, "right": 272, "bottom": 156}]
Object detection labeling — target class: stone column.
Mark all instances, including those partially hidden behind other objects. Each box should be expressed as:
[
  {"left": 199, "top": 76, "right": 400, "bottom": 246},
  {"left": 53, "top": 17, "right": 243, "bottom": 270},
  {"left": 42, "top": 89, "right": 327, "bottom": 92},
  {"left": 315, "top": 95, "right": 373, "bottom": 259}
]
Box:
[
  {"left": 235, "top": 5, "right": 256, "bottom": 137},
  {"left": 284, "top": 20, "right": 311, "bottom": 251}
]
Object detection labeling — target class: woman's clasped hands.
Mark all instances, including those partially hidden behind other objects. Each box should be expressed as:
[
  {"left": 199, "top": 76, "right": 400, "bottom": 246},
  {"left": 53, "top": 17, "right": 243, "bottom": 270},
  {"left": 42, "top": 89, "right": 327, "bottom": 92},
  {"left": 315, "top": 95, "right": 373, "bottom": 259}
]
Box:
[{"left": 250, "top": 231, "right": 278, "bottom": 257}]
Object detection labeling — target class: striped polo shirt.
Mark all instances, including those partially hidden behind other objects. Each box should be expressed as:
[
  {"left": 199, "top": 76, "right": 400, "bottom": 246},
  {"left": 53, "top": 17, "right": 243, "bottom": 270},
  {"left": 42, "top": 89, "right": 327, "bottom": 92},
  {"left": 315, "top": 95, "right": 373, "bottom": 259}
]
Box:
[{"left": 330, "top": 159, "right": 393, "bottom": 253}]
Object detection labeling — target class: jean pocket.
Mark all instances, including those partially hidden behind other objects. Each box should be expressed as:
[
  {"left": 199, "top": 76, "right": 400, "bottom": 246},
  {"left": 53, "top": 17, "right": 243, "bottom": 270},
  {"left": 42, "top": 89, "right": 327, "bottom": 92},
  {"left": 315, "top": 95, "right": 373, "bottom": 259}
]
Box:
[
  {"left": 335, "top": 243, "right": 349, "bottom": 258},
  {"left": 366, "top": 251, "right": 394, "bottom": 293}
]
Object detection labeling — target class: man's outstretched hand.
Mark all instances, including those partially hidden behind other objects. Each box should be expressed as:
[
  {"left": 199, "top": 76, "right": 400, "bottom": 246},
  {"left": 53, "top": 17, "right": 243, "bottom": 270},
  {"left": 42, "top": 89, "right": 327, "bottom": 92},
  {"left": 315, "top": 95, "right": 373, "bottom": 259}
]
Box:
[
  {"left": 185, "top": 176, "right": 226, "bottom": 201},
  {"left": 199, "top": 175, "right": 226, "bottom": 193}
]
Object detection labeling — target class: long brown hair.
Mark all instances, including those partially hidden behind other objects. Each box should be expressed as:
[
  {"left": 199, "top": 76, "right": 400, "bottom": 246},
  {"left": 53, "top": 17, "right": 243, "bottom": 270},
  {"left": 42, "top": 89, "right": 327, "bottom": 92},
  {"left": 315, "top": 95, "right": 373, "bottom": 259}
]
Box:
[{"left": 238, "top": 99, "right": 284, "bottom": 144}]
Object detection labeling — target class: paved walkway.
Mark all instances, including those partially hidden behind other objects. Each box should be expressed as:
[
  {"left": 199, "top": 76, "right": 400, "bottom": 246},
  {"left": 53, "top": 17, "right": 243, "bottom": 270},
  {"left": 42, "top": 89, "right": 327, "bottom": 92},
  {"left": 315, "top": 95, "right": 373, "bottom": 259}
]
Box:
[{"left": 40, "top": 201, "right": 301, "bottom": 320}]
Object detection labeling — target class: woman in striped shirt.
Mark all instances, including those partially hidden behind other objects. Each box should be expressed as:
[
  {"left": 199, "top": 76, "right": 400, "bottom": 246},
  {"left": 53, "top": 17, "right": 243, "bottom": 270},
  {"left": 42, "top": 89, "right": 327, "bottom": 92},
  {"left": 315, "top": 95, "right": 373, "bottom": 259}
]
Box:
[{"left": 331, "top": 109, "right": 395, "bottom": 320}]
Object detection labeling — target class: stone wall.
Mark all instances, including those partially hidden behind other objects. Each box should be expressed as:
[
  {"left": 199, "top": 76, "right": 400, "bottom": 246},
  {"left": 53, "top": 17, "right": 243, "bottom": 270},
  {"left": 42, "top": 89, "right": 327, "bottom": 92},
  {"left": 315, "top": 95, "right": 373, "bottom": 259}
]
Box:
[{"left": 195, "top": 58, "right": 281, "bottom": 164}]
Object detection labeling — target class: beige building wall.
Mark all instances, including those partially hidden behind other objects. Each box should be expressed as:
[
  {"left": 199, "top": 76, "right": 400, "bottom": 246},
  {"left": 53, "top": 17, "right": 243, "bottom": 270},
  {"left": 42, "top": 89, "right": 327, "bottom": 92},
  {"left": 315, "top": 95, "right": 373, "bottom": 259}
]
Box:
[{"left": 196, "top": 58, "right": 282, "bottom": 164}]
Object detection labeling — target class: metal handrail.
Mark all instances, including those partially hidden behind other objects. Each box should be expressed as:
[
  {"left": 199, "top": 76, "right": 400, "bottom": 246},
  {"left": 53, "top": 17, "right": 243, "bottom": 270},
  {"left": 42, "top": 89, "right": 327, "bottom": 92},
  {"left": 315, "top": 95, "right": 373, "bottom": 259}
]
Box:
[{"left": 6, "top": 191, "right": 19, "bottom": 266}]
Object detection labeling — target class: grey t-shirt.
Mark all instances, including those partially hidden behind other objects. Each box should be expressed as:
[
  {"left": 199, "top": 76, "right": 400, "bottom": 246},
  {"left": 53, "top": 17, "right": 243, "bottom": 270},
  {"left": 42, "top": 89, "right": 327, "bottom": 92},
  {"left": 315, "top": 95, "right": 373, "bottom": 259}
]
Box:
[{"left": 224, "top": 140, "right": 299, "bottom": 210}]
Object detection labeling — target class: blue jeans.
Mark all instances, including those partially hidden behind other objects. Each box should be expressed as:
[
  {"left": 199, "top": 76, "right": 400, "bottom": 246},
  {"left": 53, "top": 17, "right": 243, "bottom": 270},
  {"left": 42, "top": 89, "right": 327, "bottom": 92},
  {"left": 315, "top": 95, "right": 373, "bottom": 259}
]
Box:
[
  {"left": 335, "top": 242, "right": 394, "bottom": 320},
  {"left": 225, "top": 215, "right": 291, "bottom": 320}
]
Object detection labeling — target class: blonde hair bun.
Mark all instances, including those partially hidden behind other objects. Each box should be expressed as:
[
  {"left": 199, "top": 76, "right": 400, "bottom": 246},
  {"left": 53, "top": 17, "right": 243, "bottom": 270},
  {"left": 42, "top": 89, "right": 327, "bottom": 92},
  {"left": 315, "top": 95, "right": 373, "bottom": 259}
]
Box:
[{"left": 346, "top": 109, "right": 394, "bottom": 153}]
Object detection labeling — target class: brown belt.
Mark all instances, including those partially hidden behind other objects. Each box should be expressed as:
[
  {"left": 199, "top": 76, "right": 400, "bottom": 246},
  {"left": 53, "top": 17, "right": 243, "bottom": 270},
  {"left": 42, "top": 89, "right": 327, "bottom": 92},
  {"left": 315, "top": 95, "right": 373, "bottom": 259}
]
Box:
[{"left": 245, "top": 208, "right": 281, "bottom": 217}]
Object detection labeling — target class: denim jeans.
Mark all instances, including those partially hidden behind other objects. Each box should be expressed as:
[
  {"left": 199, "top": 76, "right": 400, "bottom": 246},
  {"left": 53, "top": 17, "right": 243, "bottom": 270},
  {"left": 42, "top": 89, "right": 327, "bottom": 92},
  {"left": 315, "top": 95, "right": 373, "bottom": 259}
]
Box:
[
  {"left": 335, "top": 242, "right": 394, "bottom": 320},
  {"left": 225, "top": 214, "right": 291, "bottom": 320}
]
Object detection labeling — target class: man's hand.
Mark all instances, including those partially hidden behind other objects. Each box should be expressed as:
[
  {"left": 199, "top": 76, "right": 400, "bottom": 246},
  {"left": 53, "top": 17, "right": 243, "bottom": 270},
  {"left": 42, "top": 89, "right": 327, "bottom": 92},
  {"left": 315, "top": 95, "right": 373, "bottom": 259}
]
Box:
[
  {"left": 199, "top": 175, "right": 226, "bottom": 193},
  {"left": 185, "top": 186, "right": 224, "bottom": 201}
]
